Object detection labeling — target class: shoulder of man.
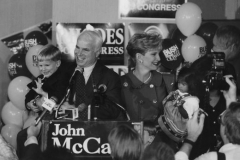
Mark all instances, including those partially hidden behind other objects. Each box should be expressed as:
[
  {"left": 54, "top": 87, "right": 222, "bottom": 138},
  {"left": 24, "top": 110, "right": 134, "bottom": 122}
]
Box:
[{"left": 95, "top": 61, "right": 120, "bottom": 78}]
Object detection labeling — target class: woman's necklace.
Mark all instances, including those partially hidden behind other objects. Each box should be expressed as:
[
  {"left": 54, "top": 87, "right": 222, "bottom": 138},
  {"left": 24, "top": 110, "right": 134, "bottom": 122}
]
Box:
[{"left": 133, "top": 70, "right": 152, "bottom": 83}]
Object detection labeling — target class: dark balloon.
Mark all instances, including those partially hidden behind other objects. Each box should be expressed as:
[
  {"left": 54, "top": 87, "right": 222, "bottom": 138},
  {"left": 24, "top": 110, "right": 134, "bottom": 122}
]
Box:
[
  {"left": 24, "top": 30, "right": 48, "bottom": 52},
  {"left": 8, "top": 53, "right": 32, "bottom": 79},
  {"left": 171, "top": 28, "right": 187, "bottom": 48},
  {"left": 196, "top": 22, "right": 218, "bottom": 51},
  {"left": 159, "top": 39, "right": 183, "bottom": 70}
]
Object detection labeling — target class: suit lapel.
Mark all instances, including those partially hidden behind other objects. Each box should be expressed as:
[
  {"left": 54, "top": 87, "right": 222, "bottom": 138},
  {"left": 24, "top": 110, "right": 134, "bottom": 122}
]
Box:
[{"left": 86, "top": 61, "right": 102, "bottom": 95}]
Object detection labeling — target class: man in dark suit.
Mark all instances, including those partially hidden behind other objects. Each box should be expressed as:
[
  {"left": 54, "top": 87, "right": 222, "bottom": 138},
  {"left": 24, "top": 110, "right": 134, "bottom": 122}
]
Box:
[{"left": 59, "top": 30, "right": 123, "bottom": 120}]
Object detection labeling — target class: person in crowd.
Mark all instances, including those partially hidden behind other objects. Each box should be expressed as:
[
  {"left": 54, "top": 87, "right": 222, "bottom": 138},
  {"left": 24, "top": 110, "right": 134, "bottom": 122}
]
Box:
[
  {"left": 188, "top": 54, "right": 237, "bottom": 159},
  {"left": 141, "top": 142, "right": 175, "bottom": 160},
  {"left": 212, "top": 25, "right": 240, "bottom": 93},
  {"left": 121, "top": 32, "right": 175, "bottom": 122},
  {"left": 175, "top": 75, "right": 240, "bottom": 160},
  {"left": 58, "top": 30, "right": 123, "bottom": 120},
  {"left": 25, "top": 44, "right": 69, "bottom": 120},
  {"left": 156, "top": 67, "right": 200, "bottom": 152},
  {"left": 0, "top": 134, "right": 18, "bottom": 160},
  {"left": 17, "top": 122, "right": 74, "bottom": 160},
  {"left": 142, "top": 120, "right": 157, "bottom": 149},
  {"left": 108, "top": 124, "right": 143, "bottom": 160}
]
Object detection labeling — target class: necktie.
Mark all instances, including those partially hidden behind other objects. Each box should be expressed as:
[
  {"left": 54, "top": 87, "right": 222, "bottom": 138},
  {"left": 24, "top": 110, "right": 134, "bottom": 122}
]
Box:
[{"left": 75, "top": 68, "right": 88, "bottom": 120}]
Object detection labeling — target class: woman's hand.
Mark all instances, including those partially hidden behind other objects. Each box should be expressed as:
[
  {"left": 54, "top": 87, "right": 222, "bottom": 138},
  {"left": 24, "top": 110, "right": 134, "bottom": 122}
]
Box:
[{"left": 27, "top": 99, "right": 43, "bottom": 113}]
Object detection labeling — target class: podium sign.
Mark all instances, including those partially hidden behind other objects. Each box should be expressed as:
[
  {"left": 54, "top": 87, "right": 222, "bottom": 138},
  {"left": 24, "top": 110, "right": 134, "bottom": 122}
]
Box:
[{"left": 41, "top": 120, "right": 143, "bottom": 159}]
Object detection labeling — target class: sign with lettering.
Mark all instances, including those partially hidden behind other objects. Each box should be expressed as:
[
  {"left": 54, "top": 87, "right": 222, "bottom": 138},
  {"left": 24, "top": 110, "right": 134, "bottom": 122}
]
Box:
[
  {"left": 56, "top": 23, "right": 125, "bottom": 65},
  {"left": 41, "top": 121, "right": 142, "bottom": 159},
  {"left": 119, "top": 0, "right": 187, "bottom": 19}
]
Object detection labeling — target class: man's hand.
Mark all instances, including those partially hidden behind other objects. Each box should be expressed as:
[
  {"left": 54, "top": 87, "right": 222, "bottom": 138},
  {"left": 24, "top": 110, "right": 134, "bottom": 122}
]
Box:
[
  {"left": 60, "top": 102, "right": 75, "bottom": 110},
  {"left": 186, "top": 109, "right": 205, "bottom": 142},
  {"left": 78, "top": 103, "right": 87, "bottom": 112},
  {"left": 27, "top": 122, "right": 42, "bottom": 139},
  {"left": 222, "top": 75, "right": 237, "bottom": 108}
]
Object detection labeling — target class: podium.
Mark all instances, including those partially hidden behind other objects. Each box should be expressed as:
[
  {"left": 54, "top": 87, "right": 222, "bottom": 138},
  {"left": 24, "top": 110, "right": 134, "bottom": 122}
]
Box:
[{"left": 41, "top": 120, "right": 143, "bottom": 160}]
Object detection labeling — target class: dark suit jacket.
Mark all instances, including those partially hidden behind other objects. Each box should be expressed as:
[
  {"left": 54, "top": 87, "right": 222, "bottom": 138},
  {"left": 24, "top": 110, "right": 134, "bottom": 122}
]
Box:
[
  {"left": 64, "top": 61, "right": 123, "bottom": 120},
  {"left": 17, "top": 128, "right": 45, "bottom": 160},
  {"left": 25, "top": 61, "right": 70, "bottom": 109}
]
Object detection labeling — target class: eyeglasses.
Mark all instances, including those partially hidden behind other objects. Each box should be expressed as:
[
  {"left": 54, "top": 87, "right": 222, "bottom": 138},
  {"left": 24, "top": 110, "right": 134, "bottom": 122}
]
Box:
[{"left": 218, "top": 110, "right": 226, "bottom": 126}]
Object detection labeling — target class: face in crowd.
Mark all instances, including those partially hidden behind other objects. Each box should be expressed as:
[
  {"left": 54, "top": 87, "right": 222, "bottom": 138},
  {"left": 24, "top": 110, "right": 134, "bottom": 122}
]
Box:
[
  {"left": 138, "top": 49, "right": 161, "bottom": 71},
  {"left": 74, "top": 31, "right": 102, "bottom": 68},
  {"left": 212, "top": 35, "right": 235, "bottom": 61},
  {"left": 38, "top": 60, "right": 61, "bottom": 78}
]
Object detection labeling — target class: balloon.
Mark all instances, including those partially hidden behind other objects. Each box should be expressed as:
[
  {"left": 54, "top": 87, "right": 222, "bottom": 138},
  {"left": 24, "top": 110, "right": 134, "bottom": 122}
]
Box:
[
  {"left": 171, "top": 28, "right": 187, "bottom": 48},
  {"left": 181, "top": 34, "right": 207, "bottom": 63},
  {"left": 1, "top": 124, "right": 21, "bottom": 149},
  {"left": 24, "top": 30, "right": 48, "bottom": 52},
  {"left": 8, "top": 53, "right": 32, "bottom": 79},
  {"left": 176, "top": 2, "right": 202, "bottom": 36},
  {"left": 8, "top": 76, "right": 31, "bottom": 110},
  {"left": 196, "top": 22, "right": 218, "bottom": 51},
  {"left": 159, "top": 39, "right": 183, "bottom": 70},
  {"left": 25, "top": 45, "right": 43, "bottom": 77},
  {"left": 1, "top": 101, "right": 28, "bottom": 128}
]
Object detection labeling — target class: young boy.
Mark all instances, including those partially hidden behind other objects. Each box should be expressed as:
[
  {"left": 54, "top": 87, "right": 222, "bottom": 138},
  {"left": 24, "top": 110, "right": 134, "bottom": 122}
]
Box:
[{"left": 25, "top": 44, "right": 68, "bottom": 120}]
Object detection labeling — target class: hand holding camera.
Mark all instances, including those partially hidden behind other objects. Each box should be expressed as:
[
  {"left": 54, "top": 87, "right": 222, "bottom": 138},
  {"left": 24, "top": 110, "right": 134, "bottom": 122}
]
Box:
[{"left": 221, "top": 75, "right": 237, "bottom": 107}]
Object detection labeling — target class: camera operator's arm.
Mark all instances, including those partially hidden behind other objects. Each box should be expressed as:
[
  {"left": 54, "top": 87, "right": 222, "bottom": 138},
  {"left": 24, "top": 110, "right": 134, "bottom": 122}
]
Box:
[
  {"left": 222, "top": 75, "right": 237, "bottom": 108},
  {"left": 175, "top": 110, "right": 205, "bottom": 160}
]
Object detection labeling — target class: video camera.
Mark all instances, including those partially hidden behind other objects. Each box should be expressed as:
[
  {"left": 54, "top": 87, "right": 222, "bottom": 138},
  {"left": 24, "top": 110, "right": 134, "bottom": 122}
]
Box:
[{"left": 202, "top": 52, "right": 229, "bottom": 90}]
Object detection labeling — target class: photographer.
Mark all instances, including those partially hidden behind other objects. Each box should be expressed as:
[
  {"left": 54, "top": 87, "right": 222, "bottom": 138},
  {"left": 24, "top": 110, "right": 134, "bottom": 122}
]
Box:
[
  {"left": 175, "top": 75, "right": 240, "bottom": 160},
  {"left": 184, "top": 53, "right": 237, "bottom": 159}
]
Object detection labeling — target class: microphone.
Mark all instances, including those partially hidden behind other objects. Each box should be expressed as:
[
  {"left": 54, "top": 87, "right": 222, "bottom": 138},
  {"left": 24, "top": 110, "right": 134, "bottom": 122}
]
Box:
[
  {"left": 35, "top": 109, "right": 47, "bottom": 125},
  {"left": 97, "top": 84, "right": 107, "bottom": 93},
  {"left": 69, "top": 67, "right": 79, "bottom": 84},
  {"left": 35, "top": 96, "right": 57, "bottom": 125},
  {"left": 55, "top": 67, "right": 81, "bottom": 118}
]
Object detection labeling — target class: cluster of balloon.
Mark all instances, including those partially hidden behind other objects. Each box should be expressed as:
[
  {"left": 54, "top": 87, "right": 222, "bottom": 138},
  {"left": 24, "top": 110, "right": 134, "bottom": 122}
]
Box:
[
  {"left": 175, "top": 2, "right": 207, "bottom": 63},
  {"left": 8, "top": 53, "right": 32, "bottom": 80},
  {"left": 196, "top": 22, "right": 218, "bottom": 52},
  {"left": 1, "top": 30, "right": 49, "bottom": 149},
  {"left": 1, "top": 76, "right": 31, "bottom": 149}
]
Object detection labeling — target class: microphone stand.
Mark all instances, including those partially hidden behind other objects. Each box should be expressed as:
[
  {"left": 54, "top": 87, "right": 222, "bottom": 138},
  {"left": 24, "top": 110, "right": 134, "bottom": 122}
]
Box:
[
  {"left": 105, "top": 97, "right": 130, "bottom": 121},
  {"left": 55, "top": 88, "right": 71, "bottom": 119},
  {"left": 55, "top": 69, "right": 77, "bottom": 119}
]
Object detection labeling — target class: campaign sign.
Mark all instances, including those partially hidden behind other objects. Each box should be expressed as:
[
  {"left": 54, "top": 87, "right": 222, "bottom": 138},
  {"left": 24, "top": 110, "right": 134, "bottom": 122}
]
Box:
[
  {"left": 41, "top": 121, "right": 142, "bottom": 160},
  {"left": 56, "top": 23, "right": 125, "bottom": 65},
  {"left": 119, "top": 0, "right": 187, "bottom": 19}
]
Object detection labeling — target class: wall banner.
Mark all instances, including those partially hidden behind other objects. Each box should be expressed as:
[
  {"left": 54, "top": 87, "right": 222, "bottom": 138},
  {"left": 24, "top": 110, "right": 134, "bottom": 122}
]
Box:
[
  {"left": 119, "top": 0, "right": 187, "bottom": 19},
  {"left": 56, "top": 23, "right": 125, "bottom": 65}
]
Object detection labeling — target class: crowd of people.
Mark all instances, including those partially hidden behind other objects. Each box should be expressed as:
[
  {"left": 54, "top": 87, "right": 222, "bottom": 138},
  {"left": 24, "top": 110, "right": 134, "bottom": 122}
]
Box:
[{"left": 0, "top": 24, "right": 240, "bottom": 160}]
